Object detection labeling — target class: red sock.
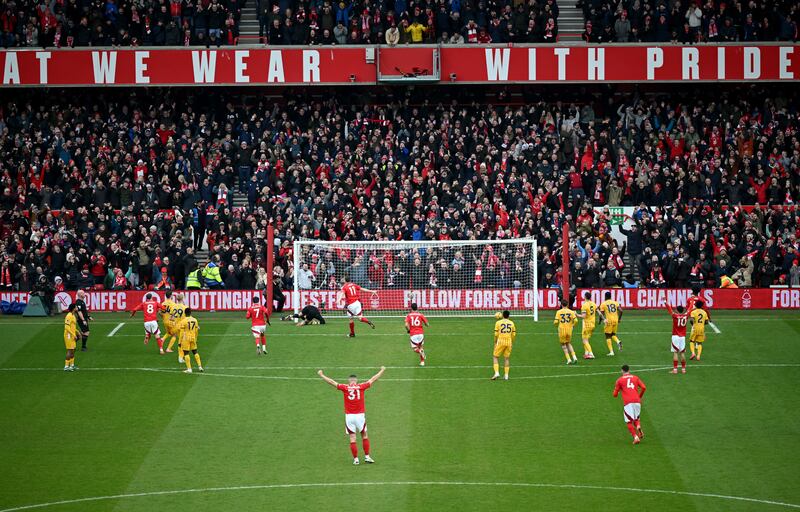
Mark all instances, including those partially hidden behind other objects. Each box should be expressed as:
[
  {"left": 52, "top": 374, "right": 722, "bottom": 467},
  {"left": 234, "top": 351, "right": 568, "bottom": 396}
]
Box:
[
  {"left": 681, "top": 359, "right": 686, "bottom": 368},
  {"left": 359, "top": 317, "right": 370, "bottom": 324},
  {"left": 673, "top": 360, "right": 678, "bottom": 369},
  {"left": 261, "top": 335, "right": 266, "bottom": 346},
  {"left": 626, "top": 423, "right": 637, "bottom": 438},
  {"left": 157, "top": 337, "right": 164, "bottom": 349},
  {"left": 350, "top": 442, "right": 358, "bottom": 458},
  {"left": 634, "top": 419, "right": 641, "bottom": 430},
  {"left": 349, "top": 322, "right": 355, "bottom": 335},
  {"left": 254, "top": 337, "right": 260, "bottom": 347},
  {"left": 362, "top": 438, "right": 370, "bottom": 456}
]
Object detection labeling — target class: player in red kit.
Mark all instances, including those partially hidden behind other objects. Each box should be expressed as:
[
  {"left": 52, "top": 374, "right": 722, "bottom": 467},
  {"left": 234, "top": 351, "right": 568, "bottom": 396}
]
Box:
[
  {"left": 405, "top": 303, "right": 429, "bottom": 366},
  {"left": 318, "top": 366, "right": 386, "bottom": 465},
  {"left": 340, "top": 276, "right": 376, "bottom": 338},
  {"left": 246, "top": 296, "right": 271, "bottom": 355},
  {"left": 613, "top": 365, "right": 647, "bottom": 444},
  {"left": 129, "top": 293, "right": 165, "bottom": 354},
  {"left": 667, "top": 304, "right": 688, "bottom": 374}
]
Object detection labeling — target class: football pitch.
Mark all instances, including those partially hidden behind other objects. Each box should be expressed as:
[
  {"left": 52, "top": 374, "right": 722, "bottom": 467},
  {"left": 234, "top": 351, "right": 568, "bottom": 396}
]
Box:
[{"left": 1, "top": 310, "right": 799, "bottom": 512}]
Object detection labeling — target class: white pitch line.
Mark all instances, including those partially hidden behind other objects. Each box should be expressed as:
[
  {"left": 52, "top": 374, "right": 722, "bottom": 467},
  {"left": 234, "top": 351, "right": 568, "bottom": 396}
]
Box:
[
  {"left": 108, "top": 331, "right": 670, "bottom": 338},
  {"left": 0, "top": 480, "right": 797, "bottom": 512},
  {"left": 107, "top": 322, "right": 125, "bottom": 337},
  {"left": 709, "top": 321, "right": 722, "bottom": 334},
  {"left": 2, "top": 364, "right": 798, "bottom": 382}
]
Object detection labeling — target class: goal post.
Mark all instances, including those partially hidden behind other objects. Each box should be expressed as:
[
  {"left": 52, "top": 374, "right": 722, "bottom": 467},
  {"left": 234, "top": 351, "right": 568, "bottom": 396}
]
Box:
[{"left": 292, "top": 238, "right": 539, "bottom": 320}]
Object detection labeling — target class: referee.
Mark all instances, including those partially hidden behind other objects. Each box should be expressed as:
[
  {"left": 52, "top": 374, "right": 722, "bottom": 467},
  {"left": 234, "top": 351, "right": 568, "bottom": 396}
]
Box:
[
  {"left": 282, "top": 304, "right": 326, "bottom": 327},
  {"left": 74, "top": 289, "right": 92, "bottom": 351}
]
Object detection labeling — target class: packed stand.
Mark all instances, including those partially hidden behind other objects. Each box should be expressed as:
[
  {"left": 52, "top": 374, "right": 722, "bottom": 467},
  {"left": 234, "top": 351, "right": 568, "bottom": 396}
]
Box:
[
  {"left": 1, "top": 0, "right": 243, "bottom": 48},
  {"left": 256, "top": 0, "right": 560, "bottom": 45},
  {"left": 579, "top": 0, "right": 798, "bottom": 43},
  {"left": 0, "top": 84, "right": 798, "bottom": 301}
]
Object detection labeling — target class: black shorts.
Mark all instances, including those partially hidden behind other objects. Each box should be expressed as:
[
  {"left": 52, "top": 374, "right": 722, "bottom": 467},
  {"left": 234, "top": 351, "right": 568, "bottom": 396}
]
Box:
[{"left": 77, "top": 322, "right": 89, "bottom": 334}]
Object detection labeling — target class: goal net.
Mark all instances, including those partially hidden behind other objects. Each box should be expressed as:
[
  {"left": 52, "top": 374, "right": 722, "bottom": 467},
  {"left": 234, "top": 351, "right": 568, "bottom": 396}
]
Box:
[{"left": 291, "top": 238, "right": 538, "bottom": 319}]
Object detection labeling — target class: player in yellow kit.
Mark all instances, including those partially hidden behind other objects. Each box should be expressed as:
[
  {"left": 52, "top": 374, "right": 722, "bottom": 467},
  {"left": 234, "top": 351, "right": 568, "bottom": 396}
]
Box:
[
  {"left": 599, "top": 291, "right": 623, "bottom": 356},
  {"left": 491, "top": 310, "right": 516, "bottom": 381},
  {"left": 169, "top": 295, "right": 187, "bottom": 362},
  {"left": 578, "top": 291, "right": 597, "bottom": 359},
  {"left": 63, "top": 303, "right": 78, "bottom": 371},
  {"left": 554, "top": 300, "right": 579, "bottom": 364},
  {"left": 177, "top": 307, "right": 203, "bottom": 374},
  {"left": 160, "top": 291, "right": 177, "bottom": 353},
  {"left": 689, "top": 300, "right": 709, "bottom": 361}
]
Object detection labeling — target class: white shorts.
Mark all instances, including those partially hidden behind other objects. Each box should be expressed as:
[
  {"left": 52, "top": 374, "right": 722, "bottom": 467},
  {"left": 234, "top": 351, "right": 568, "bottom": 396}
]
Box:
[
  {"left": 144, "top": 321, "right": 160, "bottom": 336},
  {"left": 623, "top": 403, "right": 641, "bottom": 423},
  {"left": 671, "top": 335, "right": 686, "bottom": 353},
  {"left": 345, "top": 413, "right": 366, "bottom": 434},
  {"left": 346, "top": 301, "right": 363, "bottom": 317},
  {"left": 251, "top": 325, "right": 266, "bottom": 336},
  {"left": 410, "top": 334, "right": 424, "bottom": 347}
]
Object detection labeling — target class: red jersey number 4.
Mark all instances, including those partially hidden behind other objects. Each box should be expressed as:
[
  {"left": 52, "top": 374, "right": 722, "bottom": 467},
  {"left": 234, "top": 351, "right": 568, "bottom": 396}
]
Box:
[{"left": 614, "top": 375, "right": 645, "bottom": 405}]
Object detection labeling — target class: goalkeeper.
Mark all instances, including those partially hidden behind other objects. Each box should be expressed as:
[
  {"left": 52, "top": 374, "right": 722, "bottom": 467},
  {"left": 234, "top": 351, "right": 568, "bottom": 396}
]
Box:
[{"left": 282, "top": 304, "right": 326, "bottom": 326}]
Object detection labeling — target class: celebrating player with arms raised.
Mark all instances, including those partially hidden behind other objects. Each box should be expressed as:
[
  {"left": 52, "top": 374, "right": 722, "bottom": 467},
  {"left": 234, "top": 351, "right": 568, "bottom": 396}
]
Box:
[
  {"left": 612, "top": 365, "right": 647, "bottom": 445},
  {"left": 667, "top": 304, "right": 689, "bottom": 373},
  {"left": 341, "top": 276, "right": 376, "bottom": 338},
  {"left": 246, "top": 296, "right": 270, "bottom": 355},
  {"left": 405, "top": 303, "right": 429, "bottom": 366},
  {"left": 318, "top": 366, "right": 386, "bottom": 465},
  {"left": 129, "top": 293, "right": 165, "bottom": 354}
]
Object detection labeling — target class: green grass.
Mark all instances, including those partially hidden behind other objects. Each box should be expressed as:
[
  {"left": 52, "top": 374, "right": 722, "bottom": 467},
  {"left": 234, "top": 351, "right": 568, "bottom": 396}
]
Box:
[{"left": 1, "top": 310, "right": 799, "bottom": 512}]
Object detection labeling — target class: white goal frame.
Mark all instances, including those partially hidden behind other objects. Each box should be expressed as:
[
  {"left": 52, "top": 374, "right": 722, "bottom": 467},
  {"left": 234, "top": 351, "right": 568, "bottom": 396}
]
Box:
[{"left": 292, "top": 238, "right": 539, "bottom": 320}]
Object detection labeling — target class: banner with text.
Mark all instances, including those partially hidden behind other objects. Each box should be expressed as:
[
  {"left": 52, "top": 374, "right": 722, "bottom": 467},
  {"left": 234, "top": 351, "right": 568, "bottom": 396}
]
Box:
[
  {"left": 577, "top": 288, "right": 800, "bottom": 310},
  {"left": 3, "top": 287, "right": 798, "bottom": 312},
  {"left": 0, "top": 44, "right": 796, "bottom": 86}
]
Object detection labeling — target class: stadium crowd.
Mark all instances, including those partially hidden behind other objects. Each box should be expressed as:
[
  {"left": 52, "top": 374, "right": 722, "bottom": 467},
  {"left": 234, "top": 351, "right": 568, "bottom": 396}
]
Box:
[
  {"left": 580, "top": 0, "right": 799, "bottom": 43},
  {"left": 0, "top": 84, "right": 798, "bottom": 300},
  {"left": 0, "top": 0, "right": 561, "bottom": 48}
]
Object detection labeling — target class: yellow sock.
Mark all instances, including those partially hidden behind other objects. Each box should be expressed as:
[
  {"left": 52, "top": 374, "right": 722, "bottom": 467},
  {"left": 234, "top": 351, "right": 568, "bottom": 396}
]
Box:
[
  {"left": 565, "top": 352, "right": 572, "bottom": 362},
  {"left": 166, "top": 336, "right": 176, "bottom": 351},
  {"left": 178, "top": 347, "right": 184, "bottom": 360},
  {"left": 504, "top": 365, "right": 509, "bottom": 377},
  {"left": 690, "top": 342, "right": 696, "bottom": 355},
  {"left": 612, "top": 335, "right": 620, "bottom": 344},
  {"left": 184, "top": 357, "right": 193, "bottom": 370},
  {"left": 69, "top": 357, "right": 74, "bottom": 366},
  {"left": 65, "top": 359, "right": 70, "bottom": 367},
  {"left": 583, "top": 341, "right": 593, "bottom": 355},
  {"left": 606, "top": 338, "right": 613, "bottom": 352},
  {"left": 194, "top": 353, "right": 202, "bottom": 367},
  {"left": 493, "top": 363, "right": 499, "bottom": 374},
  {"left": 697, "top": 344, "right": 703, "bottom": 358}
]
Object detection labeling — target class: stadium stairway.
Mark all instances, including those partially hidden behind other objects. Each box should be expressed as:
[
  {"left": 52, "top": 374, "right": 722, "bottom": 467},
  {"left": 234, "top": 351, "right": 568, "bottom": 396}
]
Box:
[
  {"left": 558, "top": 1, "right": 584, "bottom": 42},
  {"left": 623, "top": 253, "right": 641, "bottom": 283},
  {"left": 239, "top": 4, "right": 261, "bottom": 44}
]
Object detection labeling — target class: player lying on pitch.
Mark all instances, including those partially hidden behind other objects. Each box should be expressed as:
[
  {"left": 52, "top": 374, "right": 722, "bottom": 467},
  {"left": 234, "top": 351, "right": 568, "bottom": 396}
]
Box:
[
  {"left": 281, "top": 304, "right": 326, "bottom": 326},
  {"left": 318, "top": 366, "right": 386, "bottom": 465}
]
